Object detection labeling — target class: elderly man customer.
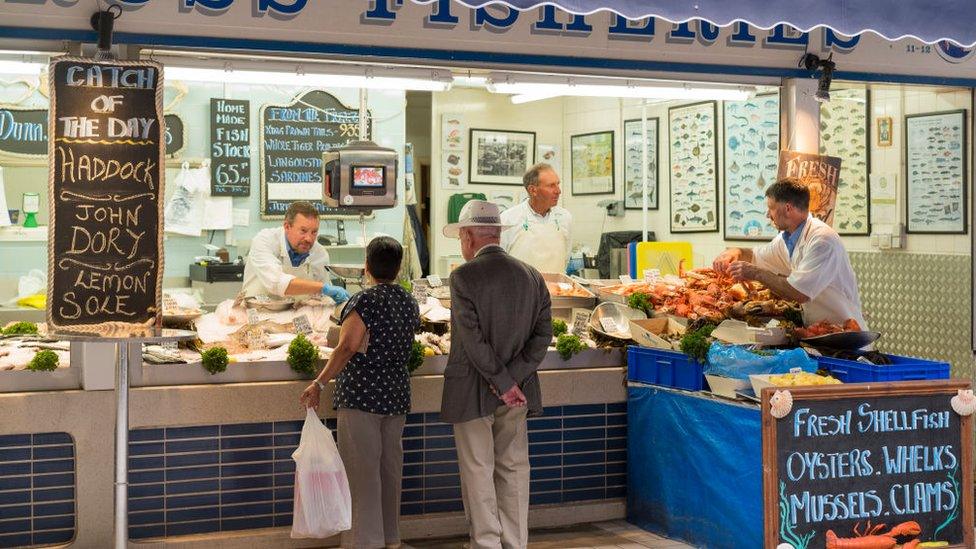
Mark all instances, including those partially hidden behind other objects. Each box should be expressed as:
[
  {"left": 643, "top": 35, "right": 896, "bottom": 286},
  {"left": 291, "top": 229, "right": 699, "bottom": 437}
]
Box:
[
  {"left": 442, "top": 199, "right": 553, "bottom": 549},
  {"left": 300, "top": 236, "right": 420, "bottom": 549}
]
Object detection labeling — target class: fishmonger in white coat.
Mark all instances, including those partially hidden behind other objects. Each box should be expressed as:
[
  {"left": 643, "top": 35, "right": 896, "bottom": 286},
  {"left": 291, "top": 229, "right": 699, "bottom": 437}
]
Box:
[
  {"left": 242, "top": 201, "right": 350, "bottom": 303},
  {"left": 712, "top": 178, "right": 866, "bottom": 329},
  {"left": 500, "top": 163, "right": 575, "bottom": 274}
]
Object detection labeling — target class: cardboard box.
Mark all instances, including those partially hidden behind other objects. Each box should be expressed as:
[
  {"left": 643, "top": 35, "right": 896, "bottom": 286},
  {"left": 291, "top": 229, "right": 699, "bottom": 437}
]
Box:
[
  {"left": 711, "top": 319, "right": 787, "bottom": 346},
  {"left": 629, "top": 317, "right": 686, "bottom": 351}
]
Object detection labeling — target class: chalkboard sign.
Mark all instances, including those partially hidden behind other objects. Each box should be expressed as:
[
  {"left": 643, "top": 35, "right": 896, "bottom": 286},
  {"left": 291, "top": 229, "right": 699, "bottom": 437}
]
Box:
[
  {"left": 762, "top": 380, "right": 973, "bottom": 549},
  {"left": 210, "top": 98, "right": 250, "bottom": 196},
  {"left": 0, "top": 108, "right": 47, "bottom": 157},
  {"left": 0, "top": 109, "right": 183, "bottom": 158},
  {"left": 260, "top": 89, "right": 370, "bottom": 218},
  {"left": 47, "top": 58, "right": 164, "bottom": 334},
  {"left": 164, "top": 114, "right": 185, "bottom": 158}
]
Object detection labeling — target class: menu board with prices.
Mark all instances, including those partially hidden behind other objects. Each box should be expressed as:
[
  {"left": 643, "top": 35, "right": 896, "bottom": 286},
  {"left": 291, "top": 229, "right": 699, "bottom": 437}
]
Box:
[
  {"left": 762, "top": 381, "right": 973, "bottom": 549},
  {"left": 47, "top": 58, "right": 164, "bottom": 334},
  {"left": 260, "top": 89, "right": 370, "bottom": 218},
  {"left": 210, "top": 98, "right": 251, "bottom": 196}
]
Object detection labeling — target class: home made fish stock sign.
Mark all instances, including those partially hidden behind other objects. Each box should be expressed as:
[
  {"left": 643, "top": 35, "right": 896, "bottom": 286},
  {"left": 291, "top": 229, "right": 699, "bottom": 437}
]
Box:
[
  {"left": 762, "top": 381, "right": 974, "bottom": 549},
  {"left": 47, "top": 58, "right": 164, "bottom": 336}
]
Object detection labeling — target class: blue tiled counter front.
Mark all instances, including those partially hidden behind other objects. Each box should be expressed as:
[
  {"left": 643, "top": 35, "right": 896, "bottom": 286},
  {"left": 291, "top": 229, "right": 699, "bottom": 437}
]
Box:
[
  {"left": 126, "top": 403, "right": 626, "bottom": 540},
  {"left": 0, "top": 433, "right": 76, "bottom": 548}
]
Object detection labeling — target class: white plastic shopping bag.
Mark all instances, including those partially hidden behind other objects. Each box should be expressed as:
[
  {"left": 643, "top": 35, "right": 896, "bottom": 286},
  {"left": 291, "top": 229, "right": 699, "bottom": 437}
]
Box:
[{"left": 290, "top": 408, "right": 352, "bottom": 539}]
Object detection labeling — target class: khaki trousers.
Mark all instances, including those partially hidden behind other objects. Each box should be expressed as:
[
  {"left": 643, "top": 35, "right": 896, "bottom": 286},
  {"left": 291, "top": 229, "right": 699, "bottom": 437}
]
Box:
[
  {"left": 453, "top": 405, "right": 530, "bottom": 549},
  {"left": 337, "top": 408, "right": 406, "bottom": 549}
]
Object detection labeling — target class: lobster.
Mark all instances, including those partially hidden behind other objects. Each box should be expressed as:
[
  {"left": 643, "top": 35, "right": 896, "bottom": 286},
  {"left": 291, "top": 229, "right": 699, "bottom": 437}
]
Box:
[{"left": 825, "top": 521, "right": 922, "bottom": 549}]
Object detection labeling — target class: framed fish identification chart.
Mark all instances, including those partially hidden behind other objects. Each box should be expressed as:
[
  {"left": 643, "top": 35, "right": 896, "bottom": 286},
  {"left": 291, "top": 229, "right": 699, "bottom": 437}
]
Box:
[
  {"left": 623, "top": 118, "right": 659, "bottom": 210},
  {"left": 905, "top": 109, "right": 968, "bottom": 234},
  {"left": 820, "top": 88, "right": 871, "bottom": 235},
  {"left": 723, "top": 92, "right": 780, "bottom": 241},
  {"left": 669, "top": 101, "right": 718, "bottom": 233}
]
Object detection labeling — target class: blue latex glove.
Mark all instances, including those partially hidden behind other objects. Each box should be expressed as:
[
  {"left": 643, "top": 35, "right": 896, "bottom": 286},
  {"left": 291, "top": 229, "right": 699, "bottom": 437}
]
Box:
[{"left": 321, "top": 284, "right": 350, "bottom": 304}]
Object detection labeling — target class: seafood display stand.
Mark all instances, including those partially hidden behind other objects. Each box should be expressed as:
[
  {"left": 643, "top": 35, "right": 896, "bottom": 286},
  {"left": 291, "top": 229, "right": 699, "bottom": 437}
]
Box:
[
  {"left": 51, "top": 329, "right": 196, "bottom": 549},
  {"left": 626, "top": 381, "right": 974, "bottom": 548}
]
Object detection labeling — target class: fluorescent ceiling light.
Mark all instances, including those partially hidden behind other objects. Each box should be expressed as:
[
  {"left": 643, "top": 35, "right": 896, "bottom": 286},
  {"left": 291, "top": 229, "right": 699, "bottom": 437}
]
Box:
[
  {"left": 164, "top": 65, "right": 453, "bottom": 92},
  {"left": 0, "top": 60, "right": 45, "bottom": 76},
  {"left": 488, "top": 73, "right": 755, "bottom": 102}
]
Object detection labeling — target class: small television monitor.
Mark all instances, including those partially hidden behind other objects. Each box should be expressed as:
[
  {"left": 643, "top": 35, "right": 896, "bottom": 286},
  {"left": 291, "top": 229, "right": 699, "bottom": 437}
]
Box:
[{"left": 352, "top": 166, "right": 385, "bottom": 188}]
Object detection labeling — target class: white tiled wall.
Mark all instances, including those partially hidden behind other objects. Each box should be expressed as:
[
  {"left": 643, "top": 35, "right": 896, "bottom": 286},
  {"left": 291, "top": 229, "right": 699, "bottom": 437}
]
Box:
[{"left": 429, "top": 85, "right": 972, "bottom": 275}]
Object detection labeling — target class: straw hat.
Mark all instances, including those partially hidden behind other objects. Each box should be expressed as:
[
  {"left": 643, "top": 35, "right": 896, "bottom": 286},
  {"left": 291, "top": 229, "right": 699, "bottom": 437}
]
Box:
[{"left": 442, "top": 199, "right": 513, "bottom": 238}]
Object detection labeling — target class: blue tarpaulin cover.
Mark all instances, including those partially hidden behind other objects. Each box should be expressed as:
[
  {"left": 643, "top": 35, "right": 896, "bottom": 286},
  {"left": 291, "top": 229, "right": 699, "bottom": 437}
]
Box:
[
  {"left": 627, "top": 384, "right": 763, "bottom": 548},
  {"left": 441, "top": 0, "right": 976, "bottom": 47}
]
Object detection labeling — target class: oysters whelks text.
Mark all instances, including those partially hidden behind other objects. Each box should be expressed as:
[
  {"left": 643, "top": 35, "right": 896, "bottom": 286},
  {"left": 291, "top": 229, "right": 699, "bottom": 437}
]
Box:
[{"left": 47, "top": 59, "right": 165, "bottom": 336}]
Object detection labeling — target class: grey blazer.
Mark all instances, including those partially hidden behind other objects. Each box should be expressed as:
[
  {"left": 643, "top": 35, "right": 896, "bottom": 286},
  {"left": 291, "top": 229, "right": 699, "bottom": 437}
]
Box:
[{"left": 440, "top": 246, "right": 553, "bottom": 424}]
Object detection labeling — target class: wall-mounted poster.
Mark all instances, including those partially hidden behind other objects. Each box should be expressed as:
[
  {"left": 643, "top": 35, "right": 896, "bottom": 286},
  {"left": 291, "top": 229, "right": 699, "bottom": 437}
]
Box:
[
  {"left": 669, "top": 101, "right": 718, "bottom": 233},
  {"left": 442, "top": 113, "right": 464, "bottom": 150},
  {"left": 819, "top": 88, "right": 870, "bottom": 235},
  {"left": 570, "top": 131, "right": 615, "bottom": 195},
  {"left": 469, "top": 129, "right": 535, "bottom": 185},
  {"left": 537, "top": 143, "right": 560, "bottom": 173},
  {"left": 623, "top": 118, "right": 658, "bottom": 210},
  {"left": 877, "top": 116, "right": 893, "bottom": 147},
  {"left": 723, "top": 93, "right": 779, "bottom": 241},
  {"left": 905, "top": 109, "right": 968, "bottom": 234}
]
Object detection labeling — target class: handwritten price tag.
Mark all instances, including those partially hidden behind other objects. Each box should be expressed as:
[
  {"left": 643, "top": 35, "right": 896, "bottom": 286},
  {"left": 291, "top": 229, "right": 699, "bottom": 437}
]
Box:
[
  {"left": 246, "top": 308, "right": 259, "bottom": 325},
  {"left": 571, "top": 309, "right": 592, "bottom": 337},
  {"left": 557, "top": 282, "right": 573, "bottom": 292},
  {"left": 618, "top": 275, "right": 634, "bottom": 284},
  {"left": 427, "top": 274, "right": 443, "bottom": 287},
  {"left": 293, "top": 314, "right": 312, "bottom": 335},
  {"left": 599, "top": 317, "right": 621, "bottom": 334}
]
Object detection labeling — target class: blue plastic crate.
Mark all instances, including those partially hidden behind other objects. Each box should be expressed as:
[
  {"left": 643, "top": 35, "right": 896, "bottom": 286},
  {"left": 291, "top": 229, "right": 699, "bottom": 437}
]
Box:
[
  {"left": 816, "top": 354, "right": 950, "bottom": 383},
  {"left": 627, "top": 346, "right": 705, "bottom": 391}
]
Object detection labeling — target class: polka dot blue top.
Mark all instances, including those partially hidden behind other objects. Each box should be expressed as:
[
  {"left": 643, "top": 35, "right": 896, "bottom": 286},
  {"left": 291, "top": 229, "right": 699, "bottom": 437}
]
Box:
[{"left": 333, "top": 283, "right": 420, "bottom": 416}]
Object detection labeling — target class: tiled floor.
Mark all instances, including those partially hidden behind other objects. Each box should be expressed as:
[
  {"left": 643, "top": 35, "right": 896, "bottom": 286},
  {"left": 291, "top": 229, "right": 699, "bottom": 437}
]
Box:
[{"left": 404, "top": 520, "right": 694, "bottom": 548}]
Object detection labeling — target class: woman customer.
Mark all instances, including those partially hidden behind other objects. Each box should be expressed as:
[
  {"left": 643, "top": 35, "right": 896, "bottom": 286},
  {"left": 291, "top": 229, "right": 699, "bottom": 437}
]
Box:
[{"left": 300, "top": 236, "right": 420, "bottom": 549}]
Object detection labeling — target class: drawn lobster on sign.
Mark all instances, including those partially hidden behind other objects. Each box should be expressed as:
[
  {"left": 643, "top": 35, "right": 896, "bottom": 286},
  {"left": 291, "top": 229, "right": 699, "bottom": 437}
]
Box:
[{"left": 825, "top": 521, "right": 922, "bottom": 549}]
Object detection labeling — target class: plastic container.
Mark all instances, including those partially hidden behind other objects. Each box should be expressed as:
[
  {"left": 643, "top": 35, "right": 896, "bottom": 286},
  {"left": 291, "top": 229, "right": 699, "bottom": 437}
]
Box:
[
  {"left": 627, "top": 345, "right": 705, "bottom": 391},
  {"left": 816, "top": 354, "right": 950, "bottom": 383}
]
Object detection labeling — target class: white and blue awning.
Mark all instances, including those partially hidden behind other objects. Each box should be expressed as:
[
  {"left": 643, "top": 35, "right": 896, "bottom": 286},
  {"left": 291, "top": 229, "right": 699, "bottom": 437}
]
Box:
[{"left": 446, "top": 0, "right": 976, "bottom": 46}]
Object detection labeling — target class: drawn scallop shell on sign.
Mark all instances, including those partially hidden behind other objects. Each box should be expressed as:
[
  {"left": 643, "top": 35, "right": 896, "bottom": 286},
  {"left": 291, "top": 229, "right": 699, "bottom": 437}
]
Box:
[
  {"left": 950, "top": 389, "right": 976, "bottom": 416},
  {"left": 768, "top": 389, "right": 794, "bottom": 419},
  {"left": 777, "top": 544, "right": 796, "bottom": 549}
]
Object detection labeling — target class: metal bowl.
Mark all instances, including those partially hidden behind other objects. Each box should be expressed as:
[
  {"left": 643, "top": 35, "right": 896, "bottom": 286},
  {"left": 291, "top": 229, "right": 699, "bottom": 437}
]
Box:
[
  {"left": 329, "top": 264, "right": 366, "bottom": 279},
  {"left": 589, "top": 302, "right": 647, "bottom": 340},
  {"left": 244, "top": 296, "right": 294, "bottom": 312},
  {"left": 801, "top": 330, "right": 881, "bottom": 350}
]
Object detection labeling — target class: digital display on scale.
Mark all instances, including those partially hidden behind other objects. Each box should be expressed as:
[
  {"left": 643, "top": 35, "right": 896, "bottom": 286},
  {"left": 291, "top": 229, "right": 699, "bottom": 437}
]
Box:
[{"left": 352, "top": 166, "right": 385, "bottom": 188}]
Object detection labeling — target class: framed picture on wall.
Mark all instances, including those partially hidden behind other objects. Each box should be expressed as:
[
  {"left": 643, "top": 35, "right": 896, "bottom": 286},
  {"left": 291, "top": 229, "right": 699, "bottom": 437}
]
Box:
[
  {"left": 722, "top": 92, "right": 780, "bottom": 241},
  {"left": 468, "top": 129, "right": 536, "bottom": 185},
  {"left": 820, "top": 88, "right": 871, "bottom": 235},
  {"left": 668, "top": 101, "right": 718, "bottom": 233},
  {"left": 905, "top": 109, "right": 967, "bottom": 234},
  {"left": 570, "top": 131, "right": 615, "bottom": 195},
  {"left": 623, "top": 118, "right": 658, "bottom": 210},
  {"left": 877, "top": 116, "right": 893, "bottom": 147}
]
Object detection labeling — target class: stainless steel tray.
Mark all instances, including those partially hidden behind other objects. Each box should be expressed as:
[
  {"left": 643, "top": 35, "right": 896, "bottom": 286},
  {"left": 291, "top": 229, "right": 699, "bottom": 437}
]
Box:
[{"left": 542, "top": 272, "right": 597, "bottom": 310}]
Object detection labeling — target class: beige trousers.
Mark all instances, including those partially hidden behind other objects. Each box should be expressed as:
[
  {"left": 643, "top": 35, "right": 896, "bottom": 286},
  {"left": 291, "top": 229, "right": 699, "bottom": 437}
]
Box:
[
  {"left": 337, "top": 408, "right": 407, "bottom": 549},
  {"left": 453, "top": 405, "right": 530, "bottom": 549}
]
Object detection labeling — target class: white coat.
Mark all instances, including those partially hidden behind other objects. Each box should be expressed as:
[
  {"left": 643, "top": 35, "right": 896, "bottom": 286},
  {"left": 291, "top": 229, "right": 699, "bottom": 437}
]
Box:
[
  {"left": 753, "top": 216, "right": 867, "bottom": 329},
  {"left": 500, "top": 200, "right": 573, "bottom": 273},
  {"left": 242, "top": 227, "right": 330, "bottom": 297}
]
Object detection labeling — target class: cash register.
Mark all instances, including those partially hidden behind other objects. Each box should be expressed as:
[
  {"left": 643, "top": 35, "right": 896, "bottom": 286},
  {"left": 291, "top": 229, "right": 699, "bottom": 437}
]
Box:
[{"left": 189, "top": 245, "right": 245, "bottom": 305}]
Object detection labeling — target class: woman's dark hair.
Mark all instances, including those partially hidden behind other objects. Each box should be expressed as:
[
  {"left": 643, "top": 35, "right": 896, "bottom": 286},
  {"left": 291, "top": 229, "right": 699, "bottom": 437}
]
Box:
[
  {"left": 765, "top": 177, "right": 810, "bottom": 210},
  {"left": 366, "top": 236, "right": 403, "bottom": 283}
]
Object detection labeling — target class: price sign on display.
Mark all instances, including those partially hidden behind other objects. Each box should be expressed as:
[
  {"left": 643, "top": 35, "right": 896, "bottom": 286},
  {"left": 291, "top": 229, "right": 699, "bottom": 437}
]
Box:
[
  {"left": 570, "top": 309, "right": 592, "bottom": 337},
  {"left": 762, "top": 381, "right": 974, "bottom": 549},
  {"left": 293, "top": 314, "right": 312, "bottom": 335},
  {"left": 210, "top": 98, "right": 251, "bottom": 197}
]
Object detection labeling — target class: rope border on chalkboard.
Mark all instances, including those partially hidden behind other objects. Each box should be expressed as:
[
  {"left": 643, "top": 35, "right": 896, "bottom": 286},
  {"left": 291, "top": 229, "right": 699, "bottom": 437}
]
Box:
[
  {"left": 45, "top": 56, "right": 166, "bottom": 338},
  {"left": 258, "top": 88, "right": 375, "bottom": 221}
]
